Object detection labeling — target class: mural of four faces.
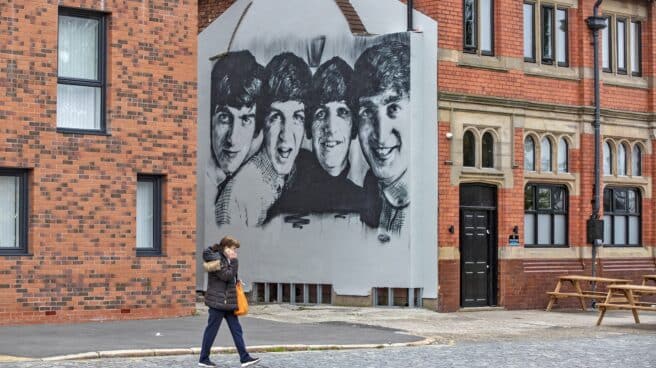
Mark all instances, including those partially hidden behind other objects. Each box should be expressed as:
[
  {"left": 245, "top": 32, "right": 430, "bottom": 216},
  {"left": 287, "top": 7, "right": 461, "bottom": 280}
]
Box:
[{"left": 209, "top": 39, "right": 410, "bottom": 235}]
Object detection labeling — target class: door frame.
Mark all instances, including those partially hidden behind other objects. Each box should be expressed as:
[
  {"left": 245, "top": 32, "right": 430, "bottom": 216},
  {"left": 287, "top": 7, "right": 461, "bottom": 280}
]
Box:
[{"left": 459, "top": 183, "right": 498, "bottom": 307}]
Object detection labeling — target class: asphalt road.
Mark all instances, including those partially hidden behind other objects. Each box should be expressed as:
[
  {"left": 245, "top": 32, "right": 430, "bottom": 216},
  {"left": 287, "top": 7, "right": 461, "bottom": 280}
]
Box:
[
  {"left": 3, "top": 333, "right": 654, "bottom": 368},
  {"left": 0, "top": 316, "right": 420, "bottom": 359}
]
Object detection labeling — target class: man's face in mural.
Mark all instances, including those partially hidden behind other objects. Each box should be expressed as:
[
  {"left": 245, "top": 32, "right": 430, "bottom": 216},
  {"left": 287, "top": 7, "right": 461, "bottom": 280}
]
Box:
[
  {"left": 311, "top": 101, "right": 352, "bottom": 176},
  {"left": 264, "top": 101, "right": 305, "bottom": 175},
  {"left": 358, "top": 88, "right": 409, "bottom": 186},
  {"left": 211, "top": 105, "right": 257, "bottom": 174}
]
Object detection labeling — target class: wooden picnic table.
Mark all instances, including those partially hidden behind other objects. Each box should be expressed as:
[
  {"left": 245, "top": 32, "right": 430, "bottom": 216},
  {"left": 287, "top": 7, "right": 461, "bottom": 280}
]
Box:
[
  {"left": 596, "top": 284, "right": 656, "bottom": 325},
  {"left": 546, "top": 275, "right": 630, "bottom": 312},
  {"left": 642, "top": 274, "right": 656, "bottom": 286}
]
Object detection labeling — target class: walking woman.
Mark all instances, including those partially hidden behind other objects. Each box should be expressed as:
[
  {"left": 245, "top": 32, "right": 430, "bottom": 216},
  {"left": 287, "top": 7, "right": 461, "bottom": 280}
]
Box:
[{"left": 199, "top": 236, "right": 260, "bottom": 367}]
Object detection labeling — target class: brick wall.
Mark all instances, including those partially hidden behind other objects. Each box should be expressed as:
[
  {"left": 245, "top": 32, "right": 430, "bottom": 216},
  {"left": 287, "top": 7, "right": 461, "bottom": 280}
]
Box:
[
  {"left": 0, "top": 0, "right": 197, "bottom": 324},
  {"left": 198, "top": 0, "right": 237, "bottom": 33}
]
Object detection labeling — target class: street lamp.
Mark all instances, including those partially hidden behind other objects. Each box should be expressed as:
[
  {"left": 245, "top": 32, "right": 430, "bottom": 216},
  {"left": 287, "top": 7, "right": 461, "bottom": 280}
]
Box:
[{"left": 586, "top": 1, "right": 606, "bottom": 302}]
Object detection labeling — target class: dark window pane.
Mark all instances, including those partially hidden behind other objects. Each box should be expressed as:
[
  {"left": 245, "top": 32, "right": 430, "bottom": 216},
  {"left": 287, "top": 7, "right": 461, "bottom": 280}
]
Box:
[
  {"left": 627, "top": 189, "right": 636, "bottom": 213},
  {"left": 538, "top": 187, "right": 551, "bottom": 210},
  {"left": 482, "top": 132, "right": 494, "bottom": 168},
  {"left": 614, "top": 189, "right": 626, "bottom": 212},
  {"left": 464, "top": 0, "right": 476, "bottom": 49},
  {"left": 463, "top": 130, "right": 475, "bottom": 167},
  {"left": 525, "top": 185, "right": 534, "bottom": 211},
  {"left": 552, "top": 187, "right": 564, "bottom": 211},
  {"left": 603, "top": 188, "right": 611, "bottom": 212}
]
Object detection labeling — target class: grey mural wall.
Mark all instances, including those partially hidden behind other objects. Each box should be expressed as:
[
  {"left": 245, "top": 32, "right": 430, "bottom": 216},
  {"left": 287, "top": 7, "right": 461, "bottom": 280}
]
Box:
[{"left": 198, "top": 0, "right": 437, "bottom": 299}]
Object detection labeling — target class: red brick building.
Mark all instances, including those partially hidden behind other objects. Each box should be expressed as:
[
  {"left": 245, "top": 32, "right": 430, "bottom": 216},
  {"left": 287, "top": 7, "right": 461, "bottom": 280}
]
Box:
[
  {"left": 0, "top": 0, "right": 197, "bottom": 324},
  {"left": 199, "top": 0, "right": 656, "bottom": 312}
]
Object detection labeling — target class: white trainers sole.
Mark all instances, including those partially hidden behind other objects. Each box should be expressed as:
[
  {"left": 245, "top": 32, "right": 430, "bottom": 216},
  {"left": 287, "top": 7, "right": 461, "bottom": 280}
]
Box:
[{"left": 198, "top": 363, "right": 216, "bottom": 367}]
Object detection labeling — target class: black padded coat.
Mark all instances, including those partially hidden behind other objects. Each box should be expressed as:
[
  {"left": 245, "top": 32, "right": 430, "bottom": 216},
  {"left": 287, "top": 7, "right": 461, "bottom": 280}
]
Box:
[{"left": 203, "top": 247, "right": 239, "bottom": 311}]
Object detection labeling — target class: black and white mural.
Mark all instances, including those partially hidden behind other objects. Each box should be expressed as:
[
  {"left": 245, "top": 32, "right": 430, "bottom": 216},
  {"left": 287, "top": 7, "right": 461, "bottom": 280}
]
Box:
[
  {"left": 211, "top": 35, "right": 409, "bottom": 235},
  {"left": 198, "top": 0, "right": 437, "bottom": 299}
]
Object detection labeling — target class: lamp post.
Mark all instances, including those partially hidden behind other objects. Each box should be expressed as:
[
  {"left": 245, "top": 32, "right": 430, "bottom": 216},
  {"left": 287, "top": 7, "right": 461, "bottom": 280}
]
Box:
[{"left": 586, "top": 1, "right": 606, "bottom": 300}]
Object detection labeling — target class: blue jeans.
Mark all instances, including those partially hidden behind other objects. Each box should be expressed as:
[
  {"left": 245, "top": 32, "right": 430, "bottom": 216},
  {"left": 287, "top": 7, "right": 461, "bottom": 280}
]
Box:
[{"left": 200, "top": 307, "right": 250, "bottom": 363}]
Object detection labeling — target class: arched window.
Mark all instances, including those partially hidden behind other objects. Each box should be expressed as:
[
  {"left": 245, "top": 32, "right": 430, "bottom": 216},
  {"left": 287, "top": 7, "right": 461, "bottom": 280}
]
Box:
[
  {"left": 541, "top": 137, "right": 552, "bottom": 172},
  {"left": 618, "top": 143, "right": 628, "bottom": 176},
  {"left": 524, "top": 136, "right": 535, "bottom": 171},
  {"left": 463, "top": 130, "right": 476, "bottom": 167},
  {"left": 482, "top": 132, "right": 494, "bottom": 168},
  {"left": 557, "top": 138, "right": 568, "bottom": 173},
  {"left": 632, "top": 145, "right": 642, "bottom": 176},
  {"left": 603, "top": 141, "right": 612, "bottom": 175}
]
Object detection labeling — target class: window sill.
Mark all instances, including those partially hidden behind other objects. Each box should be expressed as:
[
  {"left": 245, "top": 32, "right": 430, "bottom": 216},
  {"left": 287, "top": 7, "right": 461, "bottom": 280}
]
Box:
[
  {"left": 603, "top": 175, "right": 648, "bottom": 187},
  {"left": 602, "top": 245, "right": 642, "bottom": 248},
  {"left": 136, "top": 251, "right": 165, "bottom": 257},
  {"left": 524, "top": 244, "right": 570, "bottom": 249},
  {"left": 57, "top": 128, "right": 110, "bottom": 136},
  {"left": 457, "top": 53, "right": 509, "bottom": 73},
  {"left": 601, "top": 74, "right": 649, "bottom": 90},
  {"left": 0, "top": 251, "right": 31, "bottom": 257},
  {"left": 524, "top": 63, "right": 580, "bottom": 81}
]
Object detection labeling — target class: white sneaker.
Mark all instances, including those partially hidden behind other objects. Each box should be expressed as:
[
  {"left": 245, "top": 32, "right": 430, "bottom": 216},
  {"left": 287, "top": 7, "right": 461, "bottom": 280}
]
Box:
[{"left": 241, "top": 357, "right": 260, "bottom": 367}]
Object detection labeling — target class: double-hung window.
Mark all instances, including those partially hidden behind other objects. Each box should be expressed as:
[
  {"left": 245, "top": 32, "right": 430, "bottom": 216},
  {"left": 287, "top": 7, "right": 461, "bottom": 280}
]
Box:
[
  {"left": 603, "top": 187, "right": 640, "bottom": 246},
  {"left": 136, "top": 175, "right": 163, "bottom": 256},
  {"left": 0, "top": 169, "right": 28, "bottom": 255},
  {"left": 524, "top": 2, "right": 568, "bottom": 66},
  {"left": 602, "top": 14, "right": 641, "bottom": 76},
  {"left": 57, "top": 7, "right": 107, "bottom": 132},
  {"left": 524, "top": 184, "right": 568, "bottom": 247},
  {"left": 463, "top": 0, "right": 494, "bottom": 55}
]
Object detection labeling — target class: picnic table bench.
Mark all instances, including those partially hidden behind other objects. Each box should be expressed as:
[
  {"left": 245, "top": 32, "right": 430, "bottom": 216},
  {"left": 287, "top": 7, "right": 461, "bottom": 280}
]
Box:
[
  {"left": 546, "top": 275, "right": 630, "bottom": 312},
  {"left": 642, "top": 274, "right": 656, "bottom": 286},
  {"left": 596, "top": 284, "right": 656, "bottom": 325}
]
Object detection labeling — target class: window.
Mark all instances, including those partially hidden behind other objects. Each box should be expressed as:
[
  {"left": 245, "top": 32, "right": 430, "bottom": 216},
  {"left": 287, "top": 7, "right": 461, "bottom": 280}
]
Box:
[
  {"left": 524, "top": 3, "right": 568, "bottom": 66},
  {"left": 463, "top": 130, "right": 476, "bottom": 167},
  {"left": 524, "top": 136, "right": 535, "bottom": 171},
  {"left": 525, "top": 184, "right": 568, "bottom": 246},
  {"left": 482, "top": 132, "right": 494, "bottom": 168},
  {"left": 617, "top": 143, "right": 627, "bottom": 176},
  {"left": 464, "top": 0, "right": 494, "bottom": 55},
  {"left": 137, "top": 175, "right": 162, "bottom": 255},
  {"left": 57, "top": 7, "right": 106, "bottom": 132},
  {"left": 524, "top": 3, "right": 535, "bottom": 61},
  {"left": 632, "top": 146, "right": 641, "bottom": 176},
  {"left": 603, "top": 187, "right": 640, "bottom": 246},
  {"left": 541, "top": 137, "right": 552, "bottom": 172},
  {"left": 0, "top": 169, "right": 28, "bottom": 255},
  {"left": 617, "top": 18, "right": 626, "bottom": 74},
  {"left": 557, "top": 137, "right": 568, "bottom": 173},
  {"left": 602, "top": 14, "right": 641, "bottom": 76},
  {"left": 630, "top": 21, "right": 641, "bottom": 76},
  {"left": 603, "top": 141, "right": 612, "bottom": 175},
  {"left": 602, "top": 17, "right": 612, "bottom": 72}
]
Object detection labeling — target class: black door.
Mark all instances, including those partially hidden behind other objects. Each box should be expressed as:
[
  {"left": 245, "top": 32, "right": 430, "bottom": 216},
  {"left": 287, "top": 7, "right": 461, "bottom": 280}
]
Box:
[{"left": 460, "top": 185, "right": 497, "bottom": 307}]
